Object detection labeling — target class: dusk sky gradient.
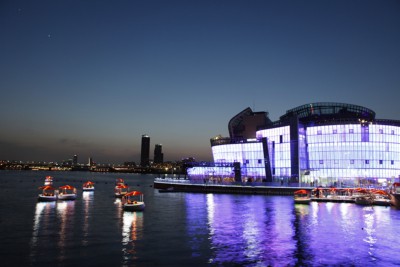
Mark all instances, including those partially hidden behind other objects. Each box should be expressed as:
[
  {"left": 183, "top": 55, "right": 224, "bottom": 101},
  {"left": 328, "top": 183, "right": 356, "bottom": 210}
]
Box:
[{"left": 1, "top": 0, "right": 399, "bottom": 164}]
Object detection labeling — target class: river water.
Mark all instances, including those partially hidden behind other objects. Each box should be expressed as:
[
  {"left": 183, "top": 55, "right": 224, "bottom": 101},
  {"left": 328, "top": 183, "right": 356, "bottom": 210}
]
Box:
[{"left": 1, "top": 171, "right": 399, "bottom": 267}]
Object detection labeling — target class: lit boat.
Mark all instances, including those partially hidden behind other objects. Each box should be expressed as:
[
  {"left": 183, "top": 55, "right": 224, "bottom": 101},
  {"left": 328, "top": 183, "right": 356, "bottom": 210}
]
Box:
[
  {"left": 58, "top": 185, "right": 77, "bottom": 200},
  {"left": 294, "top": 189, "right": 311, "bottom": 204},
  {"left": 83, "top": 181, "right": 95, "bottom": 191},
  {"left": 355, "top": 195, "right": 373, "bottom": 206},
  {"left": 44, "top": 176, "right": 54, "bottom": 186},
  {"left": 115, "top": 178, "right": 125, "bottom": 187},
  {"left": 390, "top": 182, "right": 400, "bottom": 208},
  {"left": 38, "top": 185, "right": 57, "bottom": 201},
  {"left": 115, "top": 184, "right": 129, "bottom": 198},
  {"left": 371, "top": 189, "right": 391, "bottom": 206},
  {"left": 122, "top": 191, "right": 145, "bottom": 211}
]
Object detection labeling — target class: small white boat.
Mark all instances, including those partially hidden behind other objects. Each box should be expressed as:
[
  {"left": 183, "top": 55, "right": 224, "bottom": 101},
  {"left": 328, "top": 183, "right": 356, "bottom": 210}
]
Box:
[
  {"left": 38, "top": 185, "right": 57, "bottom": 201},
  {"left": 371, "top": 189, "right": 391, "bottom": 206},
  {"left": 294, "top": 189, "right": 311, "bottom": 204},
  {"left": 115, "top": 184, "right": 129, "bottom": 198},
  {"left": 115, "top": 178, "right": 125, "bottom": 187},
  {"left": 122, "top": 191, "right": 145, "bottom": 211},
  {"left": 58, "top": 185, "right": 77, "bottom": 200},
  {"left": 44, "top": 176, "right": 54, "bottom": 186},
  {"left": 83, "top": 181, "right": 95, "bottom": 191}
]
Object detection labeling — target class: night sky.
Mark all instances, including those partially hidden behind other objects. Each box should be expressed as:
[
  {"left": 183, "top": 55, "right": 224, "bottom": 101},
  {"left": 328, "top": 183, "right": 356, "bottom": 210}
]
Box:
[{"left": 1, "top": 0, "right": 399, "bottom": 164}]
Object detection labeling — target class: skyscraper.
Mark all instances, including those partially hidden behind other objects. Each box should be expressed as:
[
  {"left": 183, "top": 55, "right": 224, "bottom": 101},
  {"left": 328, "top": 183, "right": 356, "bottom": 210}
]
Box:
[
  {"left": 140, "top": 134, "right": 150, "bottom": 167},
  {"left": 154, "top": 144, "right": 164, "bottom": 164},
  {"left": 73, "top": 154, "right": 78, "bottom": 166}
]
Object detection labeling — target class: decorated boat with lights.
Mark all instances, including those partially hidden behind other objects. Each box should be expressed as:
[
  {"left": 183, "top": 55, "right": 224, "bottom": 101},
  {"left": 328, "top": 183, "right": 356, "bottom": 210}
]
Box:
[
  {"left": 83, "top": 181, "right": 95, "bottom": 191},
  {"left": 38, "top": 185, "right": 57, "bottom": 201},
  {"left": 58, "top": 185, "right": 77, "bottom": 200},
  {"left": 44, "top": 176, "right": 54, "bottom": 186},
  {"left": 294, "top": 189, "right": 311, "bottom": 204},
  {"left": 115, "top": 184, "right": 129, "bottom": 198},
  {"left": 122, "top": 191, "right": 145, "bottom": 211}
]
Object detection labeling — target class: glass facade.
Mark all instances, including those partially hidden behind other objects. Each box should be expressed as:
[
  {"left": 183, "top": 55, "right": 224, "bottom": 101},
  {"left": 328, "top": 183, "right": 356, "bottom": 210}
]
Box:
[
  {"left": 211, "top": 142, "right": 265, "bottom": 178},
  {"left": 257, "top": 126, "right": 291, "bottom": 178},
  {"left": 306, "top": 124, "right": 400, "bottom": 185},
  {"left": 199, "top": 103, "right": 400, "bottom": 186}
]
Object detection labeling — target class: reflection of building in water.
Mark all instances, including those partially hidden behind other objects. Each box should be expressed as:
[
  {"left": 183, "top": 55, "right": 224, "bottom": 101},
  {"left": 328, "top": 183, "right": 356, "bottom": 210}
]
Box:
[
  {"left": 30, "top": 202, "right": 56, "bottom": 259},
  {"left": 121, "top": 212, "right": 144, "bottom": 263},
  {"left": 185, "top": 194, "right": 209, "bottom": 258},
  {"left": 185, "top": 193, "right": 296, "bottom": 266},
  {"left": 82, "top": 191, "right": 94, "bottom": 246},
  {"left": 205, "top": 195, "right": 267, "bottom": 264},
  {"left": 57, "top": 201, "right": 75, "bottom": 262}
]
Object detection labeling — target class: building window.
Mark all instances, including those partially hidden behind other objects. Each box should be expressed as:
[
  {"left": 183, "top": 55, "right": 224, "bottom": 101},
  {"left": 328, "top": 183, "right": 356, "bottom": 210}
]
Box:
[
  {"left": 279, "top": 135, "right": 283, "bottom": 143},
  {"left": 317, "top": 130, "right": 322, "bottom": 135},
  {"left": 258, "top": 159, "right": 262, "bottom": 164},
  {"left": 392, "top": 130, "right": 395, "bottom": 135},
  {"left": 349, "top": 129, "right": 354, "bottom": 133},
  {"left": 365, "top": 160, "right": 369, "bottom": 164},
  {"left": 350, "top": 160, "right": 355, "bottom": 164},
  {"left": 379, "top": 129, "right": 383, "bottom": 134},
  {"left": 319, "top": 160, "right": 324, "bottom": 164},
  {"left": 334, "top": 160, "right": 339, "bottom": 164},
  {"left": 245, "top": 160, "right": 249, "bottom": 164},
  {"left": 391, "top": 160, "right": 394, "bottom": 165},
  {"left": 333, "top": 129, "right": 337, "bottom": 134},
  {"left": 379, "top": 160, "right": 383, "bottom": 164}
]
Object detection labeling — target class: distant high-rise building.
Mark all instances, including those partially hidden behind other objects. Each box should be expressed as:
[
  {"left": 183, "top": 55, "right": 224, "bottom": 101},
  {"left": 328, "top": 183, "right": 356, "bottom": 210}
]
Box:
[
  {"left": 73, "top": 154, "right": 78, "bottom": 166},
  {"left": 88, "top": 157, "right": 93, "bottom": 166},
  {"left": 154, "top": 144, "right": 164, "bottom": 164},
  {"left": 140, "top": 134, "right": 150, "bottom": 167}
]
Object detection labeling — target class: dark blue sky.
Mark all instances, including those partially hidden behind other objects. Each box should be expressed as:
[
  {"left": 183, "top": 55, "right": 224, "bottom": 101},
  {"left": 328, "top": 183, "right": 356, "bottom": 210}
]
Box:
[{"left": 1, "top": 0, "right": 399, "bottom": 164}]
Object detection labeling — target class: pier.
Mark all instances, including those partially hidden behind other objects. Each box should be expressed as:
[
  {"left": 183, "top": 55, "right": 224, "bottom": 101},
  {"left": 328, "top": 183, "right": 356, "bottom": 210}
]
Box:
[
  {"left": 154, "top": 178, "right": 395, "bottom": 207},
  {"left": 154, "top": 178, "right": 312, "bottom": 195}
]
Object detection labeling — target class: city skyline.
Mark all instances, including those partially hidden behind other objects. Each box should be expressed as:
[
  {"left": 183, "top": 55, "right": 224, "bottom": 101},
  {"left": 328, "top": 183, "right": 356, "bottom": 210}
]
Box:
[{"left": 1, "top": 0, "right": 399, "bottom": 163}]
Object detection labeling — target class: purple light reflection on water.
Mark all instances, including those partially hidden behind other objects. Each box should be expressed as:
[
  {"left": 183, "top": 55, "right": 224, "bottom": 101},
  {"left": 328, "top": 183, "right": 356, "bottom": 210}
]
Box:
[
  {"left": 185, "top": 194, "right": 297, "bottom": 266},
  {"left": 2, "top": 172, "right": 400, "bottom": 266},
  {"left": 185, "top": 194, "right": 400, "bottom": 266},
  {"left": 301, "top": 202, "right": 400, "bottom": 266}
]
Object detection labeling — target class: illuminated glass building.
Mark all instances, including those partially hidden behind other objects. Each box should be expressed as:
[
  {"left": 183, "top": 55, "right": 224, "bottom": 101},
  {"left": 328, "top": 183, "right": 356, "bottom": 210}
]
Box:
[{"left": 189, "top": 103, "right": 400, "bottom": 186}]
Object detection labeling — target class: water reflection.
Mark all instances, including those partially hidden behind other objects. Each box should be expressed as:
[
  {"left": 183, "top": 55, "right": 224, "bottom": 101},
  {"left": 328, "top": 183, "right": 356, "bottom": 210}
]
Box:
[
  {"left": 293, "top": 203, "right": 314, "bottom": 266},
  {"left": 30, "top": 202, "right": 56, "bottom": 259},
  {"left": 121, "top": 211, "right": 144, "bottom": 264},
  {"left": 57, "top": 201, "right": 75, "bottom": 262},
  {"left": 82, "top": 191, "right": 94, "bottom": 246},
  {"left": 185, "top": 194, "right": 209, "bottom": 259},
  {"left": 185, "top": 194, "right": 298, "bottom": 266}
]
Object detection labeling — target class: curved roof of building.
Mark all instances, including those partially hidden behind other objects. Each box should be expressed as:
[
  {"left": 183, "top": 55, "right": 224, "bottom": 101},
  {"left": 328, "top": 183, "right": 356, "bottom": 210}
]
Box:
[{"left": 279, "top": 102, "right": 376, "bottom": 122}]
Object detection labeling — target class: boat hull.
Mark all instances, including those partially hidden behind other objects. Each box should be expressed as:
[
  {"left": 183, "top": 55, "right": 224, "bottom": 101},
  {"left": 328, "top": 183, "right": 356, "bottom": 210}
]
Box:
[
  {"left": 38, "top": 194, "right": 57, "bottom": 202},
  {"left": 83, "top": 187, "right": 95, "bottom": 191},
  {"left": 58, "top": 194, "right": 77, "bottom": 200},
  {"left": 294, "top": 198, "right": 311, "bottom": 204},
  {"left": 355, "top": 196, "right": 373, "bottom": 206},
  {"left": 373, "top": 199, "right": 391, "bottom": 206},
  {"left": 123, "top": 202, "right": 145, "bottom": 211}
]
